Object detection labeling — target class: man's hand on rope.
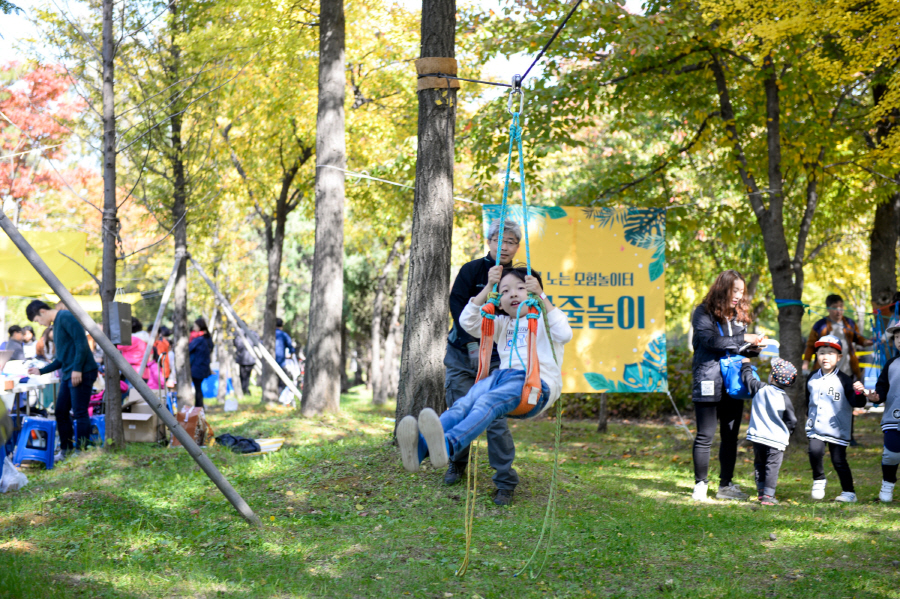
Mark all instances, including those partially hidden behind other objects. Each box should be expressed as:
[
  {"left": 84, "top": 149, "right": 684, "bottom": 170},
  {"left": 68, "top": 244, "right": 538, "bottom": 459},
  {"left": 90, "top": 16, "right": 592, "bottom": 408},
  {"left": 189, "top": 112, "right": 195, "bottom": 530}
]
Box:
[{"left": 487, "top": 264, "right": 503, "bottom": 287}]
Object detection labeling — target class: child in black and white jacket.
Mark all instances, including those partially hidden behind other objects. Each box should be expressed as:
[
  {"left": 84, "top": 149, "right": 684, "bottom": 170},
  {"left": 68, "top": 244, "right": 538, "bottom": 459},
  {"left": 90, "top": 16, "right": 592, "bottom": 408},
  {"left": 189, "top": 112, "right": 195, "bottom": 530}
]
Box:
[
  {"left": 806, "top": 335, "right": 868, "bottom": 502},
  {"left": 740, "top": 357, "right": 798, "bottom": 505},
  {"left": 867, "top": 320, "right": 900, "bottom": 502}
]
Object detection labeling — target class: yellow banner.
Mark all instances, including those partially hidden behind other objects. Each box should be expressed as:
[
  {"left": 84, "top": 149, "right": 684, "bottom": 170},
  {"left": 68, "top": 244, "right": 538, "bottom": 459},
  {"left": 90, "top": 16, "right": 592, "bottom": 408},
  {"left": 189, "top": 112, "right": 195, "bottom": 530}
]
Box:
[
  {"left": 0, "top": 231, "right": 97, "bottom": 296},
  {"left": 483, "top": 206, "right": 667, "bottom": 393}
]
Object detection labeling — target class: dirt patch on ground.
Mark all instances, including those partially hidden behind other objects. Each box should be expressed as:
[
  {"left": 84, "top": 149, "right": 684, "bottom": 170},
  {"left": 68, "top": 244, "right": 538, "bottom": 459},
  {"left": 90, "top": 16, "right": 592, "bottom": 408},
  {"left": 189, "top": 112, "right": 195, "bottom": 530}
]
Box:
[{"left": 0, "top": 539, "right": 39, "bottom": 554}]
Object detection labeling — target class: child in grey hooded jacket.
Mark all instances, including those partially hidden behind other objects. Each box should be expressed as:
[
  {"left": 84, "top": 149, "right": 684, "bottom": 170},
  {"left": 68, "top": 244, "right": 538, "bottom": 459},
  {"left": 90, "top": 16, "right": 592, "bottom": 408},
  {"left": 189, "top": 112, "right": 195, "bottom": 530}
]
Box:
[
  {"left": 806, "top": 335, "right": 868, "bottom": 503},
  {"left": 868, "top": 319, "right": 900, "bottom": 502},
  {"left": 740, "top": 358, "right": 798, "bottom": 505}
]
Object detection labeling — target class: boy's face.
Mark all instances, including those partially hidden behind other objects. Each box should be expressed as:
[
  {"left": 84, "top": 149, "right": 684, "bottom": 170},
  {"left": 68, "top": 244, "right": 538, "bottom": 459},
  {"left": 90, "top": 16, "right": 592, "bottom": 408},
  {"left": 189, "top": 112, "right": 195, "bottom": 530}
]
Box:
[
  {"left": 498, "top": 273, "right": 529, "bottom": 315},
  {"left": 817, "top": 346, "right": 840, "bottom": 371},
  {"left": 10, "top": 331, "right": 22, "bottom": 341},
  {"left": 894, "top": 334, "right": 900, "bottom": 352}
]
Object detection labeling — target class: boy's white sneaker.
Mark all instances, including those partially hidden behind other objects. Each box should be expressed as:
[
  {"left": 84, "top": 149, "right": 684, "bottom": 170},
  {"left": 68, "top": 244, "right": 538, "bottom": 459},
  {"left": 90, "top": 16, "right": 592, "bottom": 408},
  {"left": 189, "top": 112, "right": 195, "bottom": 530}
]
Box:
[
  {"left": 417, "top": 408, "right": 448, "bottom": 469},
  {"left": 396, "top": 415, "right": 420, "bottom": 472},
  {"left": 880, "top": 481, "right": 895, "bottom": 503},
  {"left": 692, "top": 481, "right": 710, "bottom": 502},
  {"left": 834, "top": 491, "right": 857, "bottom": 503},
  {"left": 811, "top": 479, "right": 827, "bottom": 500}
]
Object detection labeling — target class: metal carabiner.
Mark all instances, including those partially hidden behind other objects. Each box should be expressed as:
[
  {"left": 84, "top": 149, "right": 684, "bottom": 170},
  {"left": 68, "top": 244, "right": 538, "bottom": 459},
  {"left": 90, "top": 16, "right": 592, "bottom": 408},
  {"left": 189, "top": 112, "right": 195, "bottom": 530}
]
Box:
[{"left": 507, "top": 77, "right": 524, "bottom": 116}]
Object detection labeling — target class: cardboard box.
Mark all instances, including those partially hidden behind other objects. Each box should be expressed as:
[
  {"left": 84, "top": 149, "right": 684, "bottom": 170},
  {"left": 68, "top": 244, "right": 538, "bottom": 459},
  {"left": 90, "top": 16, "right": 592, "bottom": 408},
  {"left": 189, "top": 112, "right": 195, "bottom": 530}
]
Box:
[{"left": 122, "top": 399, "right": 164, "bottom": 443}]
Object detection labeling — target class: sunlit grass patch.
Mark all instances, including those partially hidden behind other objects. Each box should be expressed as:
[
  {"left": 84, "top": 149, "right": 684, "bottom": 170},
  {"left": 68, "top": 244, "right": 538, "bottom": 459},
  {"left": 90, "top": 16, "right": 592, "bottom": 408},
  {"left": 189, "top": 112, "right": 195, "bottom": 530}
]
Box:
[{"left": 1, "top": 386, "right": 899, "bottom": 598}]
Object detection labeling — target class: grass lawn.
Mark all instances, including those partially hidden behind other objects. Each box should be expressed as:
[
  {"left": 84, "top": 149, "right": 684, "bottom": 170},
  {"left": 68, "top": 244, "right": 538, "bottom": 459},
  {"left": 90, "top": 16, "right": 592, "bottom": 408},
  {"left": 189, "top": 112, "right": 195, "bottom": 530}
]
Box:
[{"left": 2, "top": 387, "right": 899, "bottom": 598}]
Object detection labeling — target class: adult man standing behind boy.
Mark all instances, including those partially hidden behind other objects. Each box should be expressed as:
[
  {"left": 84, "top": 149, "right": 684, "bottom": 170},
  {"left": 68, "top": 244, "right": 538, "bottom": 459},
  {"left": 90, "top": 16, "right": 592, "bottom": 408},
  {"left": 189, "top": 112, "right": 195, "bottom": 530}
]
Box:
[{"left": 25, "top": 300, "right": 98, "bottom": 456}]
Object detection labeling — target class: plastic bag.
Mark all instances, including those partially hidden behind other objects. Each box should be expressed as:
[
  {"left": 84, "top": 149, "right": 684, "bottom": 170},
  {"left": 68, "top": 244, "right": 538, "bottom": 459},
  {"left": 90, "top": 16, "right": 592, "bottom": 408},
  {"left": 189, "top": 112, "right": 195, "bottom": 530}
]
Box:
[{"left": 1, "top": 454, "right": 28, "bottom": 493}]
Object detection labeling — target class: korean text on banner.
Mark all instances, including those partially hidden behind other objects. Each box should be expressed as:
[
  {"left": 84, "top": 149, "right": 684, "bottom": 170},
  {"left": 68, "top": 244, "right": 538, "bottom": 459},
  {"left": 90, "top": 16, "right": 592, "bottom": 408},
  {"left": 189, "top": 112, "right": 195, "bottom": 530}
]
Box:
[{"left": 482, "top": 206, "right": 666, "bottom": 394}]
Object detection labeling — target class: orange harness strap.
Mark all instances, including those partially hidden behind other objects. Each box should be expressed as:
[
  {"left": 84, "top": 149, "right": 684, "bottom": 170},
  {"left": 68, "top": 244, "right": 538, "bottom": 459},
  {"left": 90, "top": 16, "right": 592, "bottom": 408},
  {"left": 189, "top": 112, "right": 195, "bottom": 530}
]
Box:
[
  {"left": 508, "top": 305, "right": 542, "bottom": 416},
  {"left": 475, "top": 302, "right": 496, "bottom": 383}
]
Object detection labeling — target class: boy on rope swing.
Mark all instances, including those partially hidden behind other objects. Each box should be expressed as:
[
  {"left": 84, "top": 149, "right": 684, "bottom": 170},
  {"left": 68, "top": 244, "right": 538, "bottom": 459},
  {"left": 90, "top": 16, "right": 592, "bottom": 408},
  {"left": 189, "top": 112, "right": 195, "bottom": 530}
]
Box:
[{"left": 397, "top": 264, "right": 573, "bottom": 472}]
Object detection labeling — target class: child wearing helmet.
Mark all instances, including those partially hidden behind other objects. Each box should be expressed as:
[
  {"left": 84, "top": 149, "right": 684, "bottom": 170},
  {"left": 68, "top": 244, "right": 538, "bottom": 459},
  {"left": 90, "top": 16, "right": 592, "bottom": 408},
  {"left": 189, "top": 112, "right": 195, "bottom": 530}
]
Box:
[{"left": 806, "top": 335, "right": 868, "bottom": 502}]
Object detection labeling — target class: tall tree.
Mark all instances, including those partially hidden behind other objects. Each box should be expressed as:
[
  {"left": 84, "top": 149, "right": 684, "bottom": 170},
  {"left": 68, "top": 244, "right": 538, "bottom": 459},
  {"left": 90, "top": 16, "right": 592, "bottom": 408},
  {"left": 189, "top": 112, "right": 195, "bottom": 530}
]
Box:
[
  {"left": 99, "top": 0, "right": 125, "bottom": 448},
  {"left": 302, "top": 0, "right": 346, "bottom": 416},
  {"left": 370, "top": 235, "right": 403, "bottom": 404},
  {"left": 395, "top": 0, "right": 456, "bottom": 422}
]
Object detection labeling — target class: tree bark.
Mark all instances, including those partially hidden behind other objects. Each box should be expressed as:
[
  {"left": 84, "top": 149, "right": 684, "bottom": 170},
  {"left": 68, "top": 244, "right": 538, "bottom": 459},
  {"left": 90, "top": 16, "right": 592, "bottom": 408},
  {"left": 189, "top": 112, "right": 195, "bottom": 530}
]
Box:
[
  {"left": 168, "top": 3, "right": 193, "bottom": 410},
  {"left": 378, "top": 248, "right": 408, "bottom": 405},
  {"left": 395, "top": 0, "right": 456, "bottom": 423},
  {"left": 340, "top": 313, "right": 349, "bottom": 392},
  {"left": 870, "top": 197, "right": 899, "bottom": 309},
  {"left": 371, "top": 236, "right": 403, "bottom": 404},
  {"left": 870, "top": 83, "right": 900, "bottom": 313},
  {"left": 301, "top": 0, "right": 345, "bottom": 416},
  {"left": 100, "top": 0, "right": 124, "bottom": 450},
  {"left": 260, "top": 203, "right": 286, "bottom": 404},
  {"left": 597, "top": 393, "right": 608, "bottom": 433}
]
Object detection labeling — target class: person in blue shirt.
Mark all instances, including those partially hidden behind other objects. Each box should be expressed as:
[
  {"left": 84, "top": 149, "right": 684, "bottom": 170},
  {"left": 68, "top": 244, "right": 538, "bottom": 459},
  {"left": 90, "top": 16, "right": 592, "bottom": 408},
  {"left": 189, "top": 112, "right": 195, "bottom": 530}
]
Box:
[
  {"left": 25, "top": 300, "right": 98, "bottom": 454},
  {"left": 188, "top": 317, "right": 214, "bottom": 409},
  {"left": 274, "top": 318, "right": 295, "bottom": 393}
]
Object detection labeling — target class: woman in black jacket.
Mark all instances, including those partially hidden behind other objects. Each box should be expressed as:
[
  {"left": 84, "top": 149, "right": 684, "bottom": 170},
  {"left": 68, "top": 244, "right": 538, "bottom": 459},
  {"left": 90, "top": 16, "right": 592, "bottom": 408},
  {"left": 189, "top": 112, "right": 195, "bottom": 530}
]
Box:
[
  {"left": 691, "top": 269, "right": 766, "bottom": 501},
  {"left": 189, "top": 317, "right": 214, "bottom": 409}
]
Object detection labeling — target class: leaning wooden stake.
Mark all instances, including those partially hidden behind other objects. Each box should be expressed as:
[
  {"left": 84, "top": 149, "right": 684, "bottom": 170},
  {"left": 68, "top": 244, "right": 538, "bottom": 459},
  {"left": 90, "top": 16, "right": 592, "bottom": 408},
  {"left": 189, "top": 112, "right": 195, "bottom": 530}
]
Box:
[
  {"left": 137, "top": 254, "right": 182, "bottom": 378},
  {"left": 189, "top": 257, "right": 302, "bottom": 402},
  {"left": 0, "top": 211, "right": 261, "bottom": 527}
]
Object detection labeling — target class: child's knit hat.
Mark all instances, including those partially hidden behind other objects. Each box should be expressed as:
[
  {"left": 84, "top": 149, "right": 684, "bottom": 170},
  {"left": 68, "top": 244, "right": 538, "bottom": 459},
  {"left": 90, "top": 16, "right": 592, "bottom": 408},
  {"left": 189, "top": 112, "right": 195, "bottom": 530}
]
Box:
[
  {"left": 770, "top": 358, "right": 797, "bottom": 388},
  {"left": 815, "top": 334, "right": 842, "bottom": 352}
]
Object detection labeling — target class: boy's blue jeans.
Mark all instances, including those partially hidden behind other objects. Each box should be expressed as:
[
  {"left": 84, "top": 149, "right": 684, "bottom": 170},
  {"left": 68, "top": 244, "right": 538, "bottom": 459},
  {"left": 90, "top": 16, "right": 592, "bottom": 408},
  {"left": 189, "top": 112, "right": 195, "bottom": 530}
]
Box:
[{"left": 419, "top": 369, "right": 549, "bottom": 463}]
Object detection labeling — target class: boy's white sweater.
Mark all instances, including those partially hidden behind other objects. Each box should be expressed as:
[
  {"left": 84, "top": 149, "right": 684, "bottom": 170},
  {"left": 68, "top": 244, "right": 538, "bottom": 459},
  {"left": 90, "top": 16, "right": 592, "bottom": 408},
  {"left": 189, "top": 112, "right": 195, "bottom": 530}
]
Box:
[{"left": 460, "top": 299, "right": 573, "bottom": 412}]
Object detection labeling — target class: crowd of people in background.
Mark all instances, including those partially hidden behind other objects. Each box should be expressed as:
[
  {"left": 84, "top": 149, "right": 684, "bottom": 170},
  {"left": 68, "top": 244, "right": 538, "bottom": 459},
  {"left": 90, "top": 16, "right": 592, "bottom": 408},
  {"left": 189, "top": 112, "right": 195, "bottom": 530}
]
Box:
[
  {"left": 690, "top": 269, "right": 892, "bottom": 506},
  {"left": 0, "top": 297, "right": 301, "bottom": 459}
]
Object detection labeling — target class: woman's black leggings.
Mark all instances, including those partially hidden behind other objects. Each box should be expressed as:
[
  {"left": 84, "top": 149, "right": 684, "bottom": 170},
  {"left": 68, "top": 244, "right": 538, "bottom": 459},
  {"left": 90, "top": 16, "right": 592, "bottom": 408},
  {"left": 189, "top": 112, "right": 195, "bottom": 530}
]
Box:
[
  {"left": 808, "top": 438, "right": 854, "bottom": 492},
  {"left": 192, "top": 377, "right": 205, "bottom": 409},
  {"left": 693, "top": 400, "right": 744, "bottom": 485}
]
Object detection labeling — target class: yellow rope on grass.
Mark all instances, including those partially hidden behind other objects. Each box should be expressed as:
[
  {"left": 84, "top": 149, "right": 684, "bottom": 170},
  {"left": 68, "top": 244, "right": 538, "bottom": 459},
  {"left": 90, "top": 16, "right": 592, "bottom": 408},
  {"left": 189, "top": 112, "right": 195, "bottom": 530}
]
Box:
[
  {"left": 455, "top": 436, "right": 480, "bottom": 577},
  {"left": 515, "top": 397, "right": 563, "bottom": 578}
]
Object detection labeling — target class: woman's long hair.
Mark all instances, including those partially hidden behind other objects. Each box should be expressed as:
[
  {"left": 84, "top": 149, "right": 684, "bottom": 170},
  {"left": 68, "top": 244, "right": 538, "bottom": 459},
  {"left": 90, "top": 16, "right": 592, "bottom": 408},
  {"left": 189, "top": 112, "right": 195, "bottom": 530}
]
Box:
[{"left": 702, "top": 269, "right": 750, "bottom": 324}]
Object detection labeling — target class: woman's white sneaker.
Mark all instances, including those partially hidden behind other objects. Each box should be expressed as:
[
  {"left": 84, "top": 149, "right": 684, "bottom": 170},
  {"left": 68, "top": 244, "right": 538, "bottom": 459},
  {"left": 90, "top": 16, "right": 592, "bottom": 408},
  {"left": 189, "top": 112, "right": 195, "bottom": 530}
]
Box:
[
  {"left": 692, "top": 481, "right": 710, "bottom": 502},
  {"left": 396, "top": 415, "right": 420, "bottom": 472},
  {"left": 880, "top": 481, "right": 895, "bottom": 503},
  {"left": 834, "top": 491, "right": 857, "bottom": 503},
  {"left": 811, "top": 479, "right": 827, "bottom": 500}
]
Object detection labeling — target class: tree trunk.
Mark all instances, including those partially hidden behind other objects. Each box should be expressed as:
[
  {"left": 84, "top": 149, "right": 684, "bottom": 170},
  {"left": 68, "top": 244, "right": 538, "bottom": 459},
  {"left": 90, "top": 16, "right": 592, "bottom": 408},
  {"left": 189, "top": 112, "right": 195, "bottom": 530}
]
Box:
[
  {"left": 168, "top": 6, "right": 193, "bottom": 410},
  {"left": 260, "top": 213, "right": 286, "bottom": 404},
  {"left": 340, "top": 314, "right": 350, "bottom": 392},
  {"left": 378, "top": 248, "right": 408, "bottom": 405},
  {"left": 710, "top": 52, "right": 812, "bottom": 442},
  {"left": 100, "top": 0, "right": 124, "bottom": 450},
  {"left": 870, "top": 197, "right": 899, "bottom": 309},
  {"left": 597, "top": 393, "right": 608, "bottom": 433},
  {"left": 371, "top": 236, "right": 403, "bottom": 403},
  {"left": 301, "top": 0, "right": 345, "bottom": 416},
  {"left": 395, "top": 0, "right": 456, "bottom": 423}
]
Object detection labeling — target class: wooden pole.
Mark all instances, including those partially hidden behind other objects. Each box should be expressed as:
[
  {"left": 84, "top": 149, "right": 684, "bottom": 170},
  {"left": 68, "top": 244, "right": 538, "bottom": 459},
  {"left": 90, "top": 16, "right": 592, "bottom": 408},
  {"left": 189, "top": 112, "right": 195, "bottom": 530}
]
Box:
[
  {"left": 0, "top": 211, "right": 261, "bottom": 527},
  {"left": 189, "top": 257, "right": 302, "bottom": 402},
  {"left": 138, "top": 254, "right": 182, "bottom": 378}
]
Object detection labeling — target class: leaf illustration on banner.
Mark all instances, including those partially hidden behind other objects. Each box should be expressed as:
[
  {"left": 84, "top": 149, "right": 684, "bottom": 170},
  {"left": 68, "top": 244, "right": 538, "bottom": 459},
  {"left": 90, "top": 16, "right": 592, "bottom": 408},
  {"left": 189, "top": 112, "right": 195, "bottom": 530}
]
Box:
[
  {"left": 583, "top": 207, "right": 666, "bottom": 282},
  {"left": 583, "top": 333, "right": 668, "bottom": 393},
  {"left": 482, "top": 205, "right": 567, "bottom": 239}
]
